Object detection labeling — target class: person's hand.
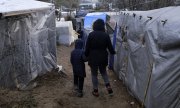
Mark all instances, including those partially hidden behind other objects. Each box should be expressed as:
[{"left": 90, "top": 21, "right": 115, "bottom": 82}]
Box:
[{"left": 82, "top": 54, "right": 88, "bottom": 62}]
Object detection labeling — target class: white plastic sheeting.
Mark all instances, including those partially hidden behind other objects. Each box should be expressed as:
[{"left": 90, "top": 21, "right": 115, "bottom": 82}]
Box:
[
  {"left": 115, "top": 6, "right": 180, "bottom": 108},
  {"left": 0, "top": 0, "right": 53, "bottom": 17},
  {"left": 0, "top": 0, "right": 57, "bottom": 89},
  {"left": 56, "top": 21, "right": 77, "bottom": 46}
]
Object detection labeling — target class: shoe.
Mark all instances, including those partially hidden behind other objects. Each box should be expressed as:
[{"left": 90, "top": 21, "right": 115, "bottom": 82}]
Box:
[
  {"left": 106, "top": 83, "right": 113, "bottom": 96},
  {"left": 73, "top": 85, "right": 78, "bottom": 91},
  {"left": 92, "top": 89, "right": 99, "bottom": 97},
  {"left": 107, "top": 88, "right": 113, "bottom": 96},
  {"left": 77, "top": 92, "right": 83, "bottom": 97},
  {"left": 73, "top": 85, "right": 79, "bottom": 94},
  {"left": 77, "top": 90, "right": 83, "bottom": 97}
]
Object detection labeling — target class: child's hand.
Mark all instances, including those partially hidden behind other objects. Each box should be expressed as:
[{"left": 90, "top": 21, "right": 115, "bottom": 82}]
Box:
[{"left": 82, "top": 54, "right": 88, "bottom": 62}]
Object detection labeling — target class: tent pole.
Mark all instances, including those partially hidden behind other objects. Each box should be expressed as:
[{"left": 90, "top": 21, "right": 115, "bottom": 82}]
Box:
[{"left": 141, "top": 62, "right": 153, "bottom": 108}]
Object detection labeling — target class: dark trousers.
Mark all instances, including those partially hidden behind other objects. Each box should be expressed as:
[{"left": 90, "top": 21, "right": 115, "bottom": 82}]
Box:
[
  {"left": 90, "top": 65, "right": 110, "bottom": 89},
  {"left": 74, "top": 75, "right": 84, "bottom": 92}
]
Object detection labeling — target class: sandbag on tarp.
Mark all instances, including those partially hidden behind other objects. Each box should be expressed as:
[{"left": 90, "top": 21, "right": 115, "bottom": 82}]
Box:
[
  {"left": 115, "top": 6, "right": 180, "bottom": 108},
  {"left": 0, "top": 0, "right": 57, "bottom": 89},
  {"left": 56, "top": 21, "right": 77, "bottom": 46}
]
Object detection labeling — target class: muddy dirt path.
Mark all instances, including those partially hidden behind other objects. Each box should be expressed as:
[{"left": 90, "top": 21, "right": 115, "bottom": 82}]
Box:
[{"left": 0, "top": 45, "right": 140, "bottom": 108}]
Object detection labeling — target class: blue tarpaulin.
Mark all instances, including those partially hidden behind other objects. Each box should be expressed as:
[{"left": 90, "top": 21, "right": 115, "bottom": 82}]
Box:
[
  {"left": 84, "top": 12, "right": 107, "bottom": 30},
  {"left": 108, "top": 23, "right": 117, "bottom": 70}
]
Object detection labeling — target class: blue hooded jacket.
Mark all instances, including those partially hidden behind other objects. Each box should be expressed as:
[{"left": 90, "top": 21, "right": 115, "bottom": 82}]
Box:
[
  {"left": 70, "top": 39, "right": 86, "bottom": 77},
  {"left": 77, "top": 28, "right": 88, "bottom": 49}
]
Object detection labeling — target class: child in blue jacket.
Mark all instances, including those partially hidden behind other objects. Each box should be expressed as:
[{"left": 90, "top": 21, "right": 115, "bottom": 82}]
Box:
[{"left": 70, "top": 39, "right": 86, "bottom": 97}]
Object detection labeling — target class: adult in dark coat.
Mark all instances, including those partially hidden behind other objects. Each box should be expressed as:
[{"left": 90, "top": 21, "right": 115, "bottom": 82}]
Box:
[
  {"left": 85, "top": 19, "right": 115, "bottom": 97},
  {"left": 70, "top": 39, "right": 86, "bottom": 97}
]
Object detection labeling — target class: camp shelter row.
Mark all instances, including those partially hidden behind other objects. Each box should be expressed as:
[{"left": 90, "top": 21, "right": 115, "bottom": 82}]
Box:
[{"left": 114, "top": 6, "right": 180, "bottom": 108}]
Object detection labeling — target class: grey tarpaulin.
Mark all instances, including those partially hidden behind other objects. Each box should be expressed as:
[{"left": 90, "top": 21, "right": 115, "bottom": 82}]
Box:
[
  {"left": 0, "top": 0, "right": 57, "bottom": 89},
  {"left": 115, "top": 6, "right": 180, "bottom": 108}
]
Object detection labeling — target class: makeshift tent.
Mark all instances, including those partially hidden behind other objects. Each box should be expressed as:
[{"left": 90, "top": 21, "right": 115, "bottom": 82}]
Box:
[
  {"left": 114, "top": 6, "right": 180, "bottom": 108},
  {"left": 84, "top": 12, "right": 109, "bottom": 30},
  {"left": 56, "top": 21, "right": 77, "bottom": 46},
  {"left": 0, "top": 0, "right": 57, "bottom": 89},
  {"left": 83, "top": 12, "right": 114, "bottom": 36}
]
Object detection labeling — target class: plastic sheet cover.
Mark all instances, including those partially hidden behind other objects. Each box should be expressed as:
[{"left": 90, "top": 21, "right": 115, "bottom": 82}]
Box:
[
  {"left": 115, "top": 6, "right": 180, "bottom": 108},
  {"left": 84, "top": 12, "right": 107, "bottom": 30},
  {"left": 0, "top": 0, "right": 53, "bottom": 17},
  {"left": 0, "top": 2, "right": 57, "bottom": 89},
  {"left": 56, "top": 21, "right": 77, "bottom": 46}
]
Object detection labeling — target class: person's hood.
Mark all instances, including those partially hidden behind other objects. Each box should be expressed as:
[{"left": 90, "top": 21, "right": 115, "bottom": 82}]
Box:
[{"left": 75, "top": 39, "right": 83, "bottom": 49}]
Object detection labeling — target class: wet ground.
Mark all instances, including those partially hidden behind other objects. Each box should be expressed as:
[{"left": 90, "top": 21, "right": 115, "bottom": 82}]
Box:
[{"left": 0, "top": 44, "right": 140, "bottom": 108}]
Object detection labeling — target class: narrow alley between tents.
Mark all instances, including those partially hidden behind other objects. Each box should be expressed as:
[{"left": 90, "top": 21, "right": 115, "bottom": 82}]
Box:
[{"left": 0, "top": 44, "right": 140, "bottom": 108}]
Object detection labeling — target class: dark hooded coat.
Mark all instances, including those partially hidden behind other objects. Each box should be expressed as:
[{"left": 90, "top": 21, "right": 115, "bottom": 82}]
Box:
[
  {"left": 85, "top": 19, "right": 115, "bottom": 67},
  {"left": 70, "top": 39, "right": 86, "bottom": 77},
  {"left": 77, "top": 28, "right": 88, "bottom": 49}
]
